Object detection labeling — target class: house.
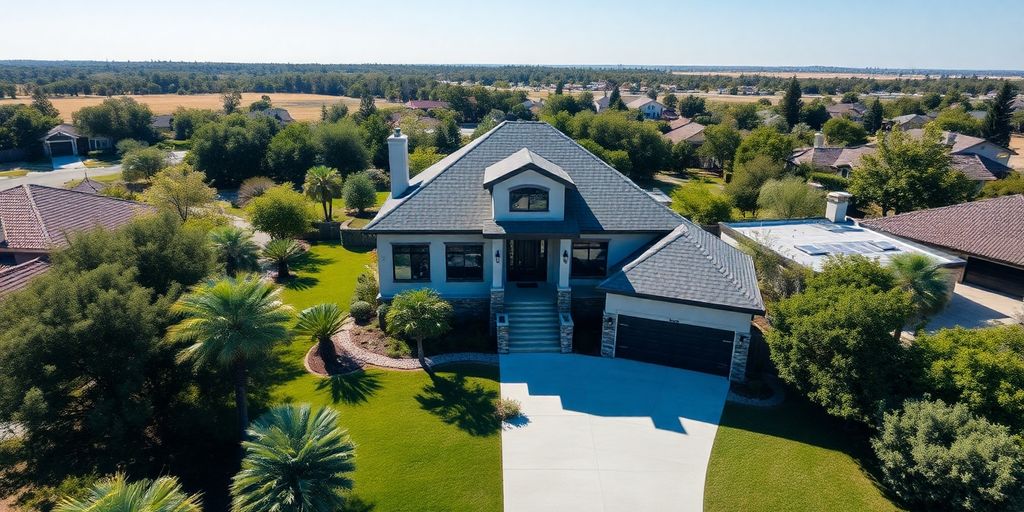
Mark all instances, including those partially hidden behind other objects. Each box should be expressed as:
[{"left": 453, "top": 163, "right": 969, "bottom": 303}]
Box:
[
  {"left": 247, "top": 108, "right": 294, "bottom": 124},
  {"left": 625, "top": 97, "right": 665, "bottom": 120},
  {"left": 663, "top": 118, "right": 706, "bottom": 145},
  {"left": 593, "top": 93, "right": 611, "bottom": 112},
  {"left": 788, "top": 139, "right": 877, "bottom": 178},
  {"left": 40, "top": 124, "right": 111, "bottom": 157},
  {"left": 0, "top": 257, "right": 51, "bottom": 298},
  {"left": 720, "top": 192, "right": 966, "bottom": 295},
  {"left": 886, "top": 113, "right": 931, "bottom": 131},
  {"left": 861, "top": 195, "right": 1024, "bottom": 298},
  {"left": 365, "top": 122, "right": 764, "bottom": 381},
  {"left": 151, "top": 114, "right": 174, "bottom": 131},
  {"left": 905, "top": 128, "right": 1015, "bottom": 168},
  {"left": 0, "top": 184, "right": 152, "bottom": 265},
  {"left": 826, "top": 102, "right": 868, "bottom": 121},
  {"left": 404, "top": 99, "right": 450, "bottom": 110}
]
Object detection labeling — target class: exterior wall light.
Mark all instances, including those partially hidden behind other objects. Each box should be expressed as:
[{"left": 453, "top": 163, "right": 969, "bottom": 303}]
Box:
[
  {"left": 562, "top": 250, "right": 569, "bottom": 264},
  {"left": 495, "top": 249, "right": 501, "bottom": 264}
]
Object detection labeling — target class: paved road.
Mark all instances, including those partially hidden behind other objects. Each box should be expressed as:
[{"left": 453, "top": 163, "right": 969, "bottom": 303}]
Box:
[{"left": 0, "top": 151, "right": 186, "bottom": 191}]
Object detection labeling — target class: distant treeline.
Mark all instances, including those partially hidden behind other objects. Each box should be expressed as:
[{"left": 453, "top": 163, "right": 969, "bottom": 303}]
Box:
[{"left": 0, "top": 61, "right": 1019, "bottom": 99}]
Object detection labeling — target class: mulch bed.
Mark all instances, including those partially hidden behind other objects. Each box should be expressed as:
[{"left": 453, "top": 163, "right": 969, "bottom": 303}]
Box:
[
  {"left": 349, "top": 322, "right": 410, "bottom": 358},
  {"left": 304, "top": 337, "right": 363, "bottom": 376}
]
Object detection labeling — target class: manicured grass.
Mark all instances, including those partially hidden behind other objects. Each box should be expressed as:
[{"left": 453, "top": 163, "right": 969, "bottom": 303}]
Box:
[
  {"left": 705, "top": 396, "right": 900, "bottom": 512},
  {"left": 269, "top": 241, "right": 503, "bottom": 511},
  {"left": 64, "top": 172, "right": 124, "bottom": 189},
  {"left": 83, "top": 157, "right": 120, "bottom": 168}
]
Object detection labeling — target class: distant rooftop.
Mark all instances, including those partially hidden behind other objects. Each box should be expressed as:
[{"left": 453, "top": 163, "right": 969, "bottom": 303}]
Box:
[{"left": 721, "top": 218, "right": 963, "bottom": 271}]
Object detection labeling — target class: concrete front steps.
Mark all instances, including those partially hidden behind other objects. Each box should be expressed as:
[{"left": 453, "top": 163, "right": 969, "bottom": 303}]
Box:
[{"left": 505, "top": 301, "right": 561, "bottom": 353}]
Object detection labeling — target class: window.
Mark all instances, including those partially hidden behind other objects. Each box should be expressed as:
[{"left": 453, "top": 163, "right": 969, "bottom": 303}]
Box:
[
  {"left": 571, "top": 241, "right": 608, "bottom": 278},
  {"left": 392, "top": 244, "right": 430, "bottom": 282},
  {"left": 445, "top": 244, "right": 484, "bottom": 281},
  {"left": 509, "top": 187, "right": 549, "bottom": 212}
]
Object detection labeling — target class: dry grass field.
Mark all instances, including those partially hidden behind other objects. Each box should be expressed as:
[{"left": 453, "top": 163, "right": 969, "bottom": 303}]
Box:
[
  {"left": 0, "top": 93, "right": 397, "bottom": 122},
  {"left": 1009, "top": 134, "right": 1024, "bottom": 170}
]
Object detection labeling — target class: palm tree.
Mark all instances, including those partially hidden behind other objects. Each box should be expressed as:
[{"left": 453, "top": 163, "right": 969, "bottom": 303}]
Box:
[
  {"left": 167, "top": 275, "right": 293, "bottom": 441},
  {"left": 231, "top": 404, "right": 355, "bottom": 512},
  {"left": 262, "top": 239, "right": 305, "bottom": 282},
  {"left": 209, "top": 225, "right": 260, "bottom": 277},
  {"left": 294, "top": 303, "right": 346, "bottom": 369},
  {"left": 57, "top": 473, "right": 202, "bottom": 512},
  {"left": 385, "top": 289, "right": 452, "bottom": 370},
  {"left": 303, "top": 165, "right": 343, "bottom": 222},
  {"left": 889, "top": 253, "right": 950, "bottom": 336}
]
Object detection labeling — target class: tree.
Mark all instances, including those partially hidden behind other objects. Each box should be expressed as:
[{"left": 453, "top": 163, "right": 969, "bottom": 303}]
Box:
[
  {"left": 167, "top": 275, "right": 293, "bottom": 441},
  {"left": 434, "top": 115, "right": 461, "bottom": 154},
  {"left": 850, "top": 126, "right": 974, "bottom": 215},
  {"left": 799, "top": 101, "right": 830, "bottom": 130},
  {"left": 209, "top": 225, "right": 260, "bottom": 277},
  {"left": 316, "top": 120, "right": 370, "bottom": 174},
  {"left": 781, "top": 77, "right": 802, "bottom": 128},
  {"left": 662, "top": 93, "right": 678, "bottom": 110},
  {"left": 863, "top": 98, "right": 884, "bottom": 133},
  {"left": 980, "top": 172, "right": 1024, "bottom": 198},
  {"left": 932, "top": 107, "right": 982, "bottom": 136},
  {"left": 237, "top": 176, "right": 276, "bottom": 206},
  {"left": 56, "top": 473, "right": 202, "bottom": 512},
  {"left": 889, "top": 253, "right": 950, "bottom": 324},
  {"left": 248, "top": 94, "right": 272, "bottom": 112},
  {"left": 981, "top": 81, "right": 1016, "bottom": 147},
  {"left": 31, "top": 89, "right": 60, "bottom": 118},
  {"left": 697, "top": 124, "right": 741, "bottom": 170},
  {"left": 645, "top": 87, "right": 658, "bottom": 100},
  {"left": 409, "top": 145, "right": 444, "bottom": 174},
  {"left": 822, "top": 118, "right": 868, "bottom": 146},
  {"left": 189, "top": 113, "right": 277, "bottom": 187},
  {"left": 0, "top": 104, "right": 59, "bottom": 154},
  {"left": 223, "top": 90, "right": 242, "bottom": 114},
  {"left": 116, "top": 138, "right": 148, "bottom": 156},
  {"left": 767, "top": 257, "right": 915, "bottom": 423},
  {"left": 670, "top": 141, "right": 696, "bottom": 171},
  {"left": 731, "top": 103, "right": 760, "bottom": 130},
  {"left": 342, "top": 172, "right": 377, "bottom": 214},
  {"left": 872, "top": 399, "right": 1024, "bottom": 512},
  {"left": 608, "top": 88, "right": 625, "bottom": 110},
  {"left": 320, "top": 103, "right": 348, "bottom": 123},
  {"left": 143, "top": 164, "right": 216, "bottom": 222},
  {"left": 246, "top": 185, "right": 314, "bottom": 240},
  {"left": 232, "top": 404, "right": 355, "bottom": 512},
  {"left": 171, "top": 107, "right": 220, "bottom": 140},
  {"left": 554, "top": 81, "right": 564, "bottom": 95},
  {"left": 756, "top": 177, "right": 825, "bottom": 219},
  {"left": 671, "top": 182, "right": 733, "bottom": 225},
  {"left": 385, "top": 289, "right": 453, "bottom": 369},
  {"left": 120, "top": 147, "right": 168, "bottom": 181},
  {"left": 915, "top": 325, "right": 1024, "bottom": 431},
  {"left": 734, "top": 126, "right": 795, "bottom": 166},
  {"left": 262, "top": 239, "right": 305, "bottom": 282},
  {"left": 358, "top": 113, "right": 391, "bottom": 168},
  {"left": 72, "top": 97, "right": 154, "bottom": 141},
  {"left": 265, "top": 122, "right": 319, "bottom": 184},
  {"left": 357, "top": 94, "right": 376, "bottom": 119},
  {"left": 294, "top": 303, "right": 347, "bottom": 368},
  {"left": 725, "top": 155, "right": 785, "bottom": 216},
  {"left": 677, "top": 95, "right": 705, "bottom": 117},
  {"left": 303, "top": 165, "right": 344, "bottom": 222}
]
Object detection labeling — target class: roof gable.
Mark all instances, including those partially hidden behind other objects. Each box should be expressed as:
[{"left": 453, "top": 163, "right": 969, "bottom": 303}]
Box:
[{"left": 482, "top": 148, "right": 575, "bottom": 189}]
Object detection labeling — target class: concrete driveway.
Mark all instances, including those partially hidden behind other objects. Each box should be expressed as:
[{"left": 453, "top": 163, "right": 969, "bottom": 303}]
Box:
[
  {"left": 925, "top": 283, "right": 1022, "bottom": 332},
  {"left": 500, "top": 353, "right": 729, "bottom": 512}
]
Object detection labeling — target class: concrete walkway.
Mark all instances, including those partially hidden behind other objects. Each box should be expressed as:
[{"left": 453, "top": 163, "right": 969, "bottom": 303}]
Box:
[
  {"left": 925, "top": 283, "right": 1021, "bottom": 332},
  {"left": 500, "top": 354, "right": 729, "bottom": 512}
]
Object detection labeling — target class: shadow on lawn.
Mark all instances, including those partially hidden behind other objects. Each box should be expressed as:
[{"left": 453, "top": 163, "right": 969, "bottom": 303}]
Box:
[
  {"left": 316, "top": 371, "right": 383, "bottom": 404},
  {"left": 416, "top": 371, "right": 499, "bottom": 437},
  {"left": 340, "top": 495, "right": 376, "bottom": 511},
  {"left": 283, "top": 275, "right": 319, "bottom": 291}
]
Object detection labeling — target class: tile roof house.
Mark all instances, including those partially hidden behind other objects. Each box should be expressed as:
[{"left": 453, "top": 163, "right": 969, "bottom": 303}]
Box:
[
  {"left": 663, "top": 119, "right": 706, "bottom": 145},
  {"left": 788, "top": 144, "right": 877, "bottom": 177},
  {"left": 404, "top": 100, "right": 450, "bottom": 110},
  {"left": 367, "top": 121, "right": 763, "bottom": 381},
  {"left": 826, "top": 102, "right": 868, "bottom": 121},
  {"left": 151, "top": 114, "right": 174, "bottom": 131},
  {"left": 905, "top": 129, "right": 1016, "bottom": 167},
  {"left": 0, "top": 257, "right": 51, "bottom": 297},
  {"left": 861, "top": 195, "right": 1024, "bottom": 298}
]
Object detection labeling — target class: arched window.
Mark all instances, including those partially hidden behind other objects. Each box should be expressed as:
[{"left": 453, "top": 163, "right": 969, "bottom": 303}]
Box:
[{"left": 509, "top": 186, "right": 549, "bottom": 212}]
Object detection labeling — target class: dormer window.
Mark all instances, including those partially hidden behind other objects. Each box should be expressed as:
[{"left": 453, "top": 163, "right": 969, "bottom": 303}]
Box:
[{"left": 510, "top": 186, "right": 549, "bottom": 212}]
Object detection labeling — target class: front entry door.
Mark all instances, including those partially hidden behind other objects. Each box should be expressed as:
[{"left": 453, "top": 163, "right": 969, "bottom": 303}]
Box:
[{"left": 507, "top": 239, "right": 547, "bottom": 282}]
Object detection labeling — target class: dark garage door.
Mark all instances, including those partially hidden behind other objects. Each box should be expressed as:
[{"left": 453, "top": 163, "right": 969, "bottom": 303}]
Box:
[
  {"left": 615, "top": 315, "right": 734, "bottom": 376},
  {"left": 48, "top": 141, "right": 74, "bottom": 157},
  {"left": 964, "top": 257, "right": 1024, "bottom": 299}
]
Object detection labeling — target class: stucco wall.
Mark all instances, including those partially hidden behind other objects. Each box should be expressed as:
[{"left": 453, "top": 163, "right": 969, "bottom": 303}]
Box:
[
  {"left": 569, "top": 232, "right": 660, "bottom": 286},
  {"left": 491, "top": 170, "right": 566, "bottom": 221},
  {"left": 377, "top": 234, "right": 495, "bottom": 299},
  {"left": 603, "top": 293, "right": 753, "bottom": 334}
]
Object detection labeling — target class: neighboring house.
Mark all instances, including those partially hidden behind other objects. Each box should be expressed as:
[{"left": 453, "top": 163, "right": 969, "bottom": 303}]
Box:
[
  {"left": 721, "top": 192, "right": 966, "bottom": 296},
  {"left": 404, "top": 99, "right": 450, "bottom": 110},
  {"left": 40, "top": 124, "right": 111, "bottom": 157},
  {"left": 625, "top": 97, "right": 665, "bottom": 120},
  {"left": 69, "top": 176, "right": 109, "bottom": 195},
  {"left": 826, "top": 102, "right": 868, "bottom": 121},
  {"left": 905, "top": 128, "right": 1015, "bottom": 167},
  {"left": 861, "top": 195, "right": 1024, "bottom": 298},
  {"left": 247, "top": 108, "right": 294, "bottom": 124},
  {"left": 663, "top": 118, "right": 706, "bottom": 145},
  {"left": 886, "top": 113, "right": 931, "bottom": 131},
  {"left": 0, "top": 184, "right": 152, "bottom": 265},
  {"left": 151, "top": 114, "right": 174, "bottom": 131},
  {"left": 593, "top": 93, "right": 611, "bottom": 112},
  {"left": 756, "top": 110, "right": 785, "bottom": 128},
  {"left": 366, "top": 121, "right": 764, "bottom": 381},
  {"left": 389, "top": 111, "right": 441, "bottom": 131},
  {"left": 788, "top": 143, "right": 877, "bottom": 178},
  {"left": 1011, "top": 95, "right": 1024, "bottom": 113},
  {"left": 0, "top": 257, "right": 51, "bottom": 298}
]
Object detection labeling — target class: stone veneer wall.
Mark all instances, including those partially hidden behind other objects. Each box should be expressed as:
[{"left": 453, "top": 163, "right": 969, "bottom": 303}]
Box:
[
  {"left": 557, "top": 288, "right": 571, "bottom": 313},
  {"left": 496, "top": 313, "right": 509, "bottom": 354},
  {"left": 558, "top": 313, "right": 573, "bottom": 353},
  {"left": 489, "top": 288, "right": 504, "bottom": 333},
  {"left": 447, "top": 298, "right": 489, "bottom": 318},
  {"left": 600, "top": 312, "right": 617, "bottom": 357}
]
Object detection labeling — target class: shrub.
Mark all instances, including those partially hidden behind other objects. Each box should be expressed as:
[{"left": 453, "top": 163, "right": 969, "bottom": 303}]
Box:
[
  {"left": 376, "top": 302, "right": 390, "bottom": 330},
  {"left": 121, "top": 147, "right": 168, "bottom": 181},
  {"left": 495, "top": 398, "right": 523, "bottom": 422},
  {"left": 236, "top": 176, "right": 275, "bottom": 206},
  {"left": 349, "top": 301, "right": 374, "bottom": 324},
  {"left": 385, "top": 336, "right": 411, "bottom": 359},
  {"left": 810, "top": 172, "right": 849, "bottom": 191},
  {"left": 115, "top": 138, "right": 148, "bottom": 156},
  {"left": 756, "top": 177, "right": 826, "bottom": 219},
  {"left": 342, "top": 172, "right": 377, "bottom": 214},
  {"left": 354, "top": 271, "right": 379, "bottom": 305},
  {"left": 409, "top": 146, "right": 444, "bottom": 175},
  {"left": 872, "top": 398, "right": 1024, "bottom": 512},
  {"left": 363, "top": 168, "right": 390, "bottom": 191},
  {"left": 671, "top": 182, "right": 733, "bottom": 225},
  {"left": 822, "top": 117, "right": 868, "bottom": 146},
  {"left": 246, "top": 185, "right": 315, "bottom": 240},
  {"left": 99, "top": 183, "right": 138, "bottom": 201}
]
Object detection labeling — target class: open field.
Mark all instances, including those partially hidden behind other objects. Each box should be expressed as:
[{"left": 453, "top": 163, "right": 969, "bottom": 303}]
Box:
[
  {"left": 0, "top": 93, "right": 397, "bottom": 123},
  {"left": 1010, "top": 134, "right": 1024, "bottom": 170}
]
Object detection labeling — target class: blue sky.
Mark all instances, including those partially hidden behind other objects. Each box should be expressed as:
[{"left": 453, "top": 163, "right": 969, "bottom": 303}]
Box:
[{"left": 3, "top": 0, "right": 1022, "bottom": 69}]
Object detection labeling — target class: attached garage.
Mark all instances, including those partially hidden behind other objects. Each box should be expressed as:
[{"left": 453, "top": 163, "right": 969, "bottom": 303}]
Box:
[
  {"left": 963, "top": 257, "right": 1024, "bottom": 299},
  {"left": 47, "top": 140, "right": 74, "bottom": 157},
  {"left": 597, "top": 224, "right": 764, "bottom": 382}
]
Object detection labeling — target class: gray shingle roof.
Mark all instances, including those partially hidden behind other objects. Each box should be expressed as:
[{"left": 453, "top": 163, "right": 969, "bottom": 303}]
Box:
[
  {"left": 598, "top": 223, "right": 765, "bottom": 314},
  {"left": 366, "top": 121, "right": 683, "bottom": 233}
]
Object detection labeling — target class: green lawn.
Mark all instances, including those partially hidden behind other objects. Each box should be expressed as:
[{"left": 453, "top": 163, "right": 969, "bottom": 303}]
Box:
[
  {"left": 269, "top": 241, "right": 503, "bottom": 511},
  {"left": 705, "top": 397, "right": 900, "bottom": 512},
  {"left": 225, "top": 191, "right": 388, "bottom": 223}
]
